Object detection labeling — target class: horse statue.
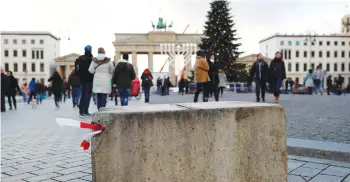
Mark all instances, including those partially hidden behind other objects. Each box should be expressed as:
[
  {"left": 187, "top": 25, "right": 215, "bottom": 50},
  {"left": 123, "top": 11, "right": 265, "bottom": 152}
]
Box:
[
  {"left": 168, "top": 21, "right": 173, "bottom": 29},
  {"left": 156, "top": 17, "right": 167, "bottom": 31},
  {"left": 151, "top": 21, "right": 155, "bottom": 30}
]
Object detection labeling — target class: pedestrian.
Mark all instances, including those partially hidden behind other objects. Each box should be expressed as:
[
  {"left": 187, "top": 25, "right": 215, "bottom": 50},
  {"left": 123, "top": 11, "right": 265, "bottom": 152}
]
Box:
[
  {"left": 6, "top": 71, "right": 21, "bottom": 110},
  {"left": 75, "top": 45, "right": 94, "bottom": 116},
  {"left": 63, "top": 78, "right": 69, "bottom": 102},
  {"left": 1, "top": 67, "right": 9, "bottom": 112},
  {"left": 88, "top": 47, "right": 114, "bottom": 110},
  {"left": 113, "top": 53, "right": 136, "bottom": 106},
  {"left": 20, "top": 79, "right": 29, "bottom": 103},
  {"left": 269, "top": 52, "right": 286, "bottom": 103},
  {"left": 185, "top": 79, "right": 189, "bottom": 94},
  {"left": 208, "top": 54, "right": 221, "bottom": 101},
  {"left": 156, "top": 77, "right": 162, "bottom": 95},
  {"left": 193, "top": 50, "right": 210, "bottom": 102},
  {"left": 285, "top": 79, "right": 289, "bottom": 94},
  {"left": 27, "top": 78, "right": 37, "bottom": 104},
  {"left": 336, "top": 74, "right": 344, "bottom": 95},
  {"left": 141, "top": 68, "right": 153, "bottom": 103},
  {"left": 35, "top": 80, "right": 44, "bottom": 104},
  {"left": 48, "top": 71, "right": 63, "bottom": 108},
  {"left": 326, "top": 75, "right": 332, "bottom": 95},
  {"left": 312, "top": 65, "right": 324, "bottom": 95},
  {"left": 218, "top": 69, "right": 228, "bottom": 97},
  {"left": 68, "top": 70, "right": 81, "bottom": 108},
  {"left": 164, "top": 77, "right": 171, "bottom": 95},
  {"left": 251, "top": 53, "right": 269, "bottom": 102},
  {"left": 178, "top": 78, "right": 185, "bottom": 95},
  {"left": 304, "top": 69, "right": 314, "bottom": 95}
]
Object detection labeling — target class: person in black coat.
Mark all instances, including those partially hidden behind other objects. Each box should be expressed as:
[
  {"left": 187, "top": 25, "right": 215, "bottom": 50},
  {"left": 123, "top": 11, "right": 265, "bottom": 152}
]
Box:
[
  {"left": 251, "top": 54, "right": 269, "bottom": 102},
  {"left": 140, "top": 68, "right": 153, "bottom": 103},
  {"left": 178, "top": 78, "right": 185, "bottom": 95},
  {"left": 326, "top": 75, "right": 333, "bottom": 95},
  {"left": 6, "top": 71, "right": 21, "bottom": 110},
  {"left": 1, "top": 68, "right": 9, "bottom": 112},
  {"left": 208, "top": 54, "right": 221, "bottom": 102},
  {"left": 48, "top": 71, "right": 63, "bottom": 108},
  {"left": 68, "top": 70, "right": 81, "bottom": 108},
  {"left": 269, "top": 52, "right": 286, "bottom": 103}
]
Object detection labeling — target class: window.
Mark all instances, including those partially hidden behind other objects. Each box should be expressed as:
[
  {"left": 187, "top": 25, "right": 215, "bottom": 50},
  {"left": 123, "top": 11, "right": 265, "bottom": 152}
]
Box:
[
  {"left": 303, "top": 63, "right": 307, "bottom": 71},
  {"left": 288, "top": 63, "right": 291, "bottom": 72},
  {"left": 342, "top": 41, "right": 345, "bottom": 46},
  {"left": 13, "top": 39, "right": 17, "bottom": 44},
  {"left": 32, "top": 50, "right": 35, "bottom": 59},
  {"left": 295, "top": 63, "right": 299, "bottom": 72},
  {"left": 319, "top": 41, "right": 323, "bottom": 46},
  {"left": 22, "top": 50, "right": 26, "bottom": 57},
  {"left": 319, "top": 51, "right": 323, "bottom": 58},
  {"left": 31, "top": 63, "right": 35, "bottom": 72},
  {"left": 326, "top": 41, "right": 330, "bottom": 46},
  {"left": 341, "top": 63, "right": 345, "bottom": 72},
  {"left": 326, "top": 51, "right": 330, "bottom": 58},
  {"left": 36, "top": 50, "right": 39, "bottom": 59},
  {"left": 326, "top": 63, "right": 330, "bottom": 71},
  {"left": 23, "top": 63, "right": 27, "bottom": 72},
  {"left": 288, "top": 50, "right": 291, "bottom": 59},
  {"left": 40, "top": 63, "right": 44, "bottom": 72},
  {"left": 296, "top": 51, "right": 300, "bottom": 58},
  {"left": 288, "top": 41, "right": 292, "bottom": 46},
  {"left": 14, "top": 63, "right": 18, "bottom": 72},
  {"left": 31, "top": 39, "right": 35, "bottom": 44},
  {"left": 304, "top": 42, "right": 307, "bottom": 46},
  {"left": 334, "top": 41, "right": 338, "bottom": 46},
  {"left": 280, "top": 41, "right": 284, "bottom": 46},
  {"left": 4, "top": 63, "right": 9, "bottom": 72},
  {"left": 341, "top": 51, "right": 345, "bottom": 58},
  {"left": 334, "top": 51, "right": 338, "bottom": 58},
  {"left": 311, "top": 41, "right": 315, "bottom": 46},
  {"left": 13, "top": 50, "right": 18, "bottom": 57},
  {"left": 319, "top": 63, "right": 323, "bottom": 69},
  {"left": 303, "top": 51, "right": 307, "bottom": 58},
  {"left": 284, "top": 50, "right": 288, "bottom": 59},
  {"left": 22, "top": 39, "right": 26, "bottom": 44},
  {"left": 40, "top": 78, "right": 45, "bottom": 85},
  {"left": 296, "top": 41, "right": 300, "bottom": 46},
  {"left": 4, "top": 39, "right": 8, "bottom": 44},
  {"left": 4, "top": 50, "right": 9, "bottom": 57},
  {"left": 311, "top": 63, "right": 315, "bottom": 69},
  {"left": 311, "top": 51, "right": 315, "bottom": 58},
  {"left": 349, "top": 63, "right": 350, "bottom": 72},
  {"left": 40, "top": 40, "right": 44, "bottom": 44},
  {"left": 40, "top": 50, "right": 44, "bottom": 59},
  {"left": 334, "top": 63, "right": 337, "bottom": 72}
]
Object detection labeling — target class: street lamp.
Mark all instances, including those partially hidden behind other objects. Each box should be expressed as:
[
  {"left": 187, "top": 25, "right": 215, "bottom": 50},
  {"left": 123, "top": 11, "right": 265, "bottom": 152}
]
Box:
[{"left": 304, "top": 31, "right": 317, "bottom": 69}]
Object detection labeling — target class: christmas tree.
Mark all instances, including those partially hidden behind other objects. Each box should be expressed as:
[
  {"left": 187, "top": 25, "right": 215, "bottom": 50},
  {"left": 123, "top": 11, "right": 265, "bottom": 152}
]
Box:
[{"left": 199, "top": 0, "right": 244, "bottom": 82}]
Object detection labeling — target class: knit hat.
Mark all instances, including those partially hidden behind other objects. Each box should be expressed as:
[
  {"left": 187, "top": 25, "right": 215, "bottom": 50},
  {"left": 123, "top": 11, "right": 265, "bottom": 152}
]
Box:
[
  {"left": 98, "top": 47, "right": 105, "bottom": 54},
  {"left": 196, "top": 50, "right": 205, "bottom": 57},
  {"left": 84, "top": 45, "right": 92, "bottom": 52},
  {"left": 122, "top": 53, "right": 129, "bottom": 60}
]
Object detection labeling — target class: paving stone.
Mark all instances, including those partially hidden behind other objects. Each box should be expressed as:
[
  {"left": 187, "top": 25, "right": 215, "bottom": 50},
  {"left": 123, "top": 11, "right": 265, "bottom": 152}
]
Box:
[
  {"left": 343, "top": 175, "right": 350, "bottom": 182},
  {"left": 23, "top": 172, "right": 62, "bottom": 182},
  {"left": 38, "top": 156, "right": 70, "bottom": 163},
  {"left": 288, "top": 160, "right": 306, "bottom": 170},
  {"left": 288, "top": 155, "right": 303, "bottom": 160},
  {"left": 58, "top": 161, "right": 90, "bottom": 168},
  {"left": 52, "top": 172, "right": 90, "bottom": 182},
  {"left": 12, "top": 161, "right": 45, "bottom": 169},
  {"left": 40, "top": 179, "right": 59, "bottom": 182},
  {"left": 1, "top": 172, "right": 37, "bottom": 182},
  {"left": 30, "top": 166, "right": 66, "bottom": 175},
  {"left": 290, "top": 167, "right": 322, "bottom": 178},
  {"left": 34, "top": 161, "right": 68, "bottom": 169},
  {"left": 309, "top": 174, "right": 343, "bottom": 182},
  {"left": 288, "top": 175, "right": 307, "bottom": 182},
  {"left": 297, "top": 157, "right": 333, "bottom": 164},
  {"left": 1, "top": 166, "right": 17, "bottom": 173},
  {"left": 302, "top": 162, "right": 329, "bottom": 170},
  {"left": 4, "top": 166, "right": 41, "bottom": 176},
  {"left": 67, "top": 179, "right": 90, "bottom": 182},
  {"left": 320, "top": 166, "right": 350, "bottom": 177},
  {"left": 328, "top": 161, "right": 350, "bottom": 168},
  {"left": 81, "top": 168, "right": 92, "bottom": 174},
  {"left": 63, "top": 156, "right": 89, "bottom": 163},
  {"left": 56, "top": 166, "right": 88, "bottom": 175},
  {"left": 80, "top": 175, "right": 92, "bottom": 181}
]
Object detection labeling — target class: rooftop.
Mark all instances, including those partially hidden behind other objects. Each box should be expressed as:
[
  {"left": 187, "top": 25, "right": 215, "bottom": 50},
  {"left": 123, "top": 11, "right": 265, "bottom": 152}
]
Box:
[
  {"left": 259, "top": 33, "right": 350, "bottom": 43},
  {"left": 0, "top": 31, "right": 60, "bottom": 40}
]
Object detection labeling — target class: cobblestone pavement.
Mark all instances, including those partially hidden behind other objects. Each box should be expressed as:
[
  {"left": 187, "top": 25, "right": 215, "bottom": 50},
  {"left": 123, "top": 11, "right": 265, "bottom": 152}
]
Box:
[{"left": 1, "top": 93, "right": 350, "bottom": 181}]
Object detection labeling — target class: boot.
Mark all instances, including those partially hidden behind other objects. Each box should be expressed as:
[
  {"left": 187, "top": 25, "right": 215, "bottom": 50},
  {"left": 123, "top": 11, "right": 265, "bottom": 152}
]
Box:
[
  {"left": 203, "top": 97, "right": 209, "bottom": 102},
  {"left": 256, "top": 98, "right": 260, "bottom": 102},
  {"left": 274, "top": 96, "right": 279, "bottom": 103},
  {"left": 262, "top": 97, "right": 265, "bottom": 102}
]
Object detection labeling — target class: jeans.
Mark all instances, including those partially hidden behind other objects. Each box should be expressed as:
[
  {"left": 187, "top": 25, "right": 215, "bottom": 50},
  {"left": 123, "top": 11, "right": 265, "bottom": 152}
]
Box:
[
  {"left": 271, "top": 78, "right": 282, "bottom": 97},
  {"left": 7, "top": 93, "right": 17, "bottom": 109},
  {"left": 96, "top": 93, "right": 107, "bottom": 110},
  {"left": 28, "top": 92, "right": 37, "bottom": 103},
  {"left": 36, "top": 93, "right": 42, "bottom": 104},
  {"left": 255, "top": 80, "right": 266, "bottom": 99},
  {"left": 144, "top": 88, "right": 150, "bottom": 101},
  {"left": 71, "top": 87, "right": 81, "bottom": 105},
  {"left": 119, "top": 88, "right": 130, "bottom": 106},
  {"left": 79, "top": 82, "right": 93, "bottom": 114},
  {"left": 194, "top": 82, "right": 210, "bottom": 102},
  {"left": 156, "top": 87, "right": 161, "bottom": 95},
  {"left": 23, "top": 93, "right": 28, "bottom": 102}
]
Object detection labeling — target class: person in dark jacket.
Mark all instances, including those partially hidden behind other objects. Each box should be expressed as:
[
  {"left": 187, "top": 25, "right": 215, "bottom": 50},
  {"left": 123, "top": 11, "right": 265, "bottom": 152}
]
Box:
[
  {"left": 1, "top": 68, "right": 9, "bottom": 112},
  {"left": 113, "top": 53, "right": 136, "bottom": 106},
  {"left": 156, "top": 77, "right": 162, "bottom": 95},
  {"left": 6, "top": 71, "right": 21, "bottom": 110},
  {"left": 251, "top": 54, "right": 269, "bottom": 102},
  {"left": 269, "top": 52, "right": 286, "bottom": 103},
  {"left": 326, "top": 75, "right": 333, "bottom": 95},
  {"left": 178, "top": 78, "right": 185, "bottom": 95},
  {"left": 68, "top": 70, "right": 81, "bottom": 108},
  {"left": 75, "top": 45, "right": 93, "bottom": 116},
  {"left": 35, "top": 80, "right": 45, "bottom": 104},
  {"left": 208, "top": 54, "right": 221, "bottom": 102},
  {"left": 48, "top": 71, "right": 63, "bottom": 108},
  {"left": 141, "top": 68, "right": 153, "bottom": 103},
  {"left": 28, "top": 78, "right": 37, "bottom": 104},
  {"left": 62, "top": 79, "right": 70, "bottom": 103}
]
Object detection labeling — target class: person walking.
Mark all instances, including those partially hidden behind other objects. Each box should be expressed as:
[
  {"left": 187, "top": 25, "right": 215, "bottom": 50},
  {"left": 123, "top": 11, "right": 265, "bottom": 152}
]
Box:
[
  {"left": 251, "top": 54, "right": 269, "bottom": 102},
  {"left": 326, "top": 75, "right": 333, "bottom": 95},
  {"left": 1, "top": 67, "right": 9, "bottom": 112},
  {"left": 6, "top": 71, "right": 21, "bottom": 110},
  {"left": 178, "top": 78, "right": 185, "bottom": 95},
  {"left": 88, "top": 47, "right": 114, "bottom": 110},
  {"left": 48, "top": 71, "right": 63, "bottom": 108},
  {"left": 156, "top": 77, "right": 162, "bottom": 95},
  {"left": 312, "top": 65, "right": 324, "bottom": 95},
  {"left": 218, "top": 69, "right": 227, "bottom": 97},
  {"left": 62, "top": 79, "right": 69, "bottom": 103},
  {"left": 27, "top": 78, "right": 37, "bottom": 104},
  {"left": 68, "top": 70, "right": 81, "bottom": 108},
  {"left": 193, "top": 50, "right": 210, "bottom": 102},
  {"left": 75, "top": 45, "right": 94, "bottom": 116},
  {"left": 269, "top": 52, "right": 286, "bottom": 103},
  {"left": 35, "top": 80, "right": 45, "bottom": 104},
  {"left": 113, "top": 53, "right": 136, "bottom": 106},
  {"left": 207, "top": 54, "right": 221, "bottom": 101},
  {"left": 304, "top": 69, "right": 314, "bottom": 95},
  {"left": 20, "top": 79, "right": 29, "bottom": 103},
  {"left": 141, "top": 68, "right": 153, "bottom": 103}
]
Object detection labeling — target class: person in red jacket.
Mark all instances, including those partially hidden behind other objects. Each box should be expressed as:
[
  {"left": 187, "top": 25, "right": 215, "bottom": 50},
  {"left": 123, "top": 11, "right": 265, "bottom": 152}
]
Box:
[{"left": 141, "top": 69, "right": 153, "bottom": 103}]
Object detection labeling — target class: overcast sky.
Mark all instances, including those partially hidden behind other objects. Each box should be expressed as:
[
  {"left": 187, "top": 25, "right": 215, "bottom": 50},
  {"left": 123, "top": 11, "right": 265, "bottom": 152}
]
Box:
[{"left": 0, "top": 0, "right": 348, "bottom": 75}]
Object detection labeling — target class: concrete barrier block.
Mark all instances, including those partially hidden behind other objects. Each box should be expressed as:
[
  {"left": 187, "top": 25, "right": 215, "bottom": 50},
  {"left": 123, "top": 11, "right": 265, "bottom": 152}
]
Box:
[{"left": 91, "top": 102, "right": 287, "bottom": 182}]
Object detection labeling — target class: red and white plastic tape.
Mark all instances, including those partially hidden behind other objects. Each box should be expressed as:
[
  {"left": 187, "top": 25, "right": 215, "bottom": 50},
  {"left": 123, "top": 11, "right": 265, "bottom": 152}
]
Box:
[{"left": 56, "top": 118, "right": 105, "bottom": 150}]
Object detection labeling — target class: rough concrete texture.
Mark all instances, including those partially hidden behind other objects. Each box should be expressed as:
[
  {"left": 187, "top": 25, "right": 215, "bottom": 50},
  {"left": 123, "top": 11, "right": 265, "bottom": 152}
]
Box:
[{"left": 91, "top": 102, "right": 287, "bottom": 182}]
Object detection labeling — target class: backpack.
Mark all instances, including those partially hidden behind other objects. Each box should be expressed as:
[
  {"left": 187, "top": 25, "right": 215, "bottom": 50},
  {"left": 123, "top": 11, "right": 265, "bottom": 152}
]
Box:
[{"left": 142, "top": 74, "right": 153, "bottom": 88}]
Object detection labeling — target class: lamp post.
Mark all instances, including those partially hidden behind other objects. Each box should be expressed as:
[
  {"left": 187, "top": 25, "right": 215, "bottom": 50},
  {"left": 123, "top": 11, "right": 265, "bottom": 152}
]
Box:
[{"left": 304, "top": 31, "right": 317, "bottom": 69}]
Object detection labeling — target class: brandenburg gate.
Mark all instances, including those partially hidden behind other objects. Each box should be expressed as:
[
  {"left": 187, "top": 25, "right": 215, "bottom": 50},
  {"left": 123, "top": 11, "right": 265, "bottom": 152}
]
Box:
[{"left": 113, "top": 23, "right": 203, "bottom": 84}]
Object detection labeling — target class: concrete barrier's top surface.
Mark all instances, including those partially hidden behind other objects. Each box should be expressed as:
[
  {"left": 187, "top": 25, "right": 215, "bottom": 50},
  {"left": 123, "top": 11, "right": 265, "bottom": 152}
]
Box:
[{"left": 177, "top": 101, "right": 278, "bottom": 109}]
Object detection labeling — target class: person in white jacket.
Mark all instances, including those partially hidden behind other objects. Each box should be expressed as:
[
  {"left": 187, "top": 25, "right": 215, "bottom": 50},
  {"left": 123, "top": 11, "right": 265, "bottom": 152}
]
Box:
[
  {"left": 312, "top": 65, "right": 324, "bottom": 95},
  {"left": 88, "top": 47, "right": 114, "bottom": 110},
  {"left": 217, "top": 69, "right": 227, "bottom": 97}
]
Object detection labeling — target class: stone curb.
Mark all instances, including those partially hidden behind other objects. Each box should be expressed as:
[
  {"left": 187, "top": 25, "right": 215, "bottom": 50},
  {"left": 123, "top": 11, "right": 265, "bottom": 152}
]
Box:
[{"left": 287, "top": 138, "right": 350, "bottom": 162}]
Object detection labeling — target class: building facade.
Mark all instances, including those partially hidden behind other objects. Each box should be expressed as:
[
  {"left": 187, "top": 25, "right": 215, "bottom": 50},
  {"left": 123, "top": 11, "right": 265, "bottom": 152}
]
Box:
[
  {"left": 259, "top": 15, "right": 350, "bottom": 86},
  {"left": 237, "top": 54, "right": 273, "bottom": 72},
  {"left": 1, "top": 31, "right": 60, "bottom": 85}
]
